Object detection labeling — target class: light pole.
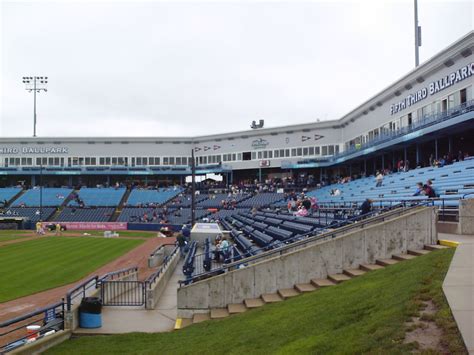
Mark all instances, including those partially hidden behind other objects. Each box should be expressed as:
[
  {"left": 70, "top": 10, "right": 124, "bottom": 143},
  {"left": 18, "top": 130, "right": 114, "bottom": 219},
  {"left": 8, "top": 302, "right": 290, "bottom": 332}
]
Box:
[{"left": 22, "top": 76, "right": 48, "bottom": 137}]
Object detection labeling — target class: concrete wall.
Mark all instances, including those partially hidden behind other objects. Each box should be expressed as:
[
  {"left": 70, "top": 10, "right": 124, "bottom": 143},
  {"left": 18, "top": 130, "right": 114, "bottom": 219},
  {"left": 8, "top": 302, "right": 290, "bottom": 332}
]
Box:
[
  {"left": 146, "top": 250, "right": 180, "bottom": 309},
  {"left": 459, "top": 198, "right": 474, "bottom": 235},
  {"left": 177, "top": 207, "right": 437, "bottom": 317}
]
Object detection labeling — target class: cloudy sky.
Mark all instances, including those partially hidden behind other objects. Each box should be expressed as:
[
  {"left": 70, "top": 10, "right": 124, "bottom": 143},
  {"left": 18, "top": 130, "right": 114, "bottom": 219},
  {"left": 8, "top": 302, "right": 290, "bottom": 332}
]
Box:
[{"left": 0, "top": 0, "right": 472, "bottom": 138}]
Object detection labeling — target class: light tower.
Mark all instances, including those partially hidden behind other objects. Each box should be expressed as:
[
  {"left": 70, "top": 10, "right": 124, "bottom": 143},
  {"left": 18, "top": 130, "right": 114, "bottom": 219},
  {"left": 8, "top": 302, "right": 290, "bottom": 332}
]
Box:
[{"left": 22, "top": 76, "right": 48, "bottom": 137}]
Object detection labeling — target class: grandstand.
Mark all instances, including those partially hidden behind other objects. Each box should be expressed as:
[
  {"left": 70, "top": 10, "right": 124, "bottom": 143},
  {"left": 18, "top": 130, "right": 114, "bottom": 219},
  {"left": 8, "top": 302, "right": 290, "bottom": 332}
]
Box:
[
  {"left": 69, "top": 187, "right": 126, "bottom": 207},
  {"left": 11, "top": 187, "right": 72, "bottom": 207},
  {"left": 125, "top": 187, "right": 183, "bottom": 206}
]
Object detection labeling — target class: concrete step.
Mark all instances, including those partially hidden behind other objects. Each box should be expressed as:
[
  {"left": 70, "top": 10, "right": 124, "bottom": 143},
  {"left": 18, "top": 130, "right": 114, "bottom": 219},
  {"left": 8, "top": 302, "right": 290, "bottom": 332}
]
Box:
[
  {"left": 261, "top": 293, "right": 283, "bottom": 303},
  {"left": 244, "top": 298, "right": 265, "bottom": 309},
  {"left": 360, "top": 264, "right": 385, "bottom": 272},
  {"left": 408, "top": 249, "right": 431, "bottom": 256},
  {"left": 193, "top": 313, "right": 210, "bottom": 324},
  {"left": 376, "top": 258, "right": 399, "bottom": 267},
  {"left": 393, "top": 254, "right": 417, "bottom": 261},
  {"left": 424, "top": 244, "right": 449, "bottom": 251},
  {"left": 278, "top": 288, "right": 300, "bottom": 299},
  {"left": 210, "top": 308, "right": 230, "bottom": 319},
  {"left": 343, "top": 268, "right": 366, "bottom": 277},
  {"left": 294, "top": 283, "right": 317, "bottom": 293},
  {"left": 327, "top": 273, "right": 352, "bottom": 284},
  {"left": 311, "top": 278, "right": 336, "bottom": 287},
  {"left": 227, "top": 303, "right": 247, "bottom": 314}
]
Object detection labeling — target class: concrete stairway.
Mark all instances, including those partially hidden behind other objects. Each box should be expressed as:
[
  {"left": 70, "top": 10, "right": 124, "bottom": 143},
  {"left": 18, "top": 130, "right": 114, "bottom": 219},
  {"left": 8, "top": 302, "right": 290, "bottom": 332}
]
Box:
[{"left": 180, "top": 244, "right": 449, "bottom": 328}]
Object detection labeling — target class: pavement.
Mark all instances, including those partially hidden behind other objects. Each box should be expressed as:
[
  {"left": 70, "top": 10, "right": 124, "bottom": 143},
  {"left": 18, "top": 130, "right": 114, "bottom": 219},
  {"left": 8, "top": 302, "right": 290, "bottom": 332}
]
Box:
[
  {"left": 440, "top": 232, "right": 474, "bottom": 354},
  {"left": 74, "top": 260, "right": 184, "bottom": 334}
]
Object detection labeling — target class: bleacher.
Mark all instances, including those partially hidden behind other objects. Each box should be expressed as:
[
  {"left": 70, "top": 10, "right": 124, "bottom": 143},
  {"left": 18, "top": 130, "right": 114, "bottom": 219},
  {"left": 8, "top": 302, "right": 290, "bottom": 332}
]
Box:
[
  {"left": 306, "top": 158, "right": 474, "bottom": 208},
  {"left": 198, "top": 193, "right": 250, "bottom": 208},
  {"left": 237, "top": 193, "right": 285, "bottom": 208},
  {"left": 54, "top": 207, "right": 115, "bottom": 222},
  {"left": 0, "top": 187, "right": 22, "bottom": 204},
  {"left": 118, "top": 207, "right": 210, "bottom": 225},
  {"left": 12, "top": 187, "right": 72, "bottom": 207},
  {"left": 0, "top": 207, "right": 56, "bottom": 222},
  {"left": 69, "top": 187, "right": 126, "bottom": 207},
  {"left": 126, "top": 187, "right": 183, "bottom": 206}
]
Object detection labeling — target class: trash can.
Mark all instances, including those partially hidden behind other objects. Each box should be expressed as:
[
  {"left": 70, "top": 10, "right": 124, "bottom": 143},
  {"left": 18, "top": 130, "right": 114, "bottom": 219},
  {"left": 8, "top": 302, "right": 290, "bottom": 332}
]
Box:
[{"left": 79, "top": 297, "right": 102, "bottom": 328}]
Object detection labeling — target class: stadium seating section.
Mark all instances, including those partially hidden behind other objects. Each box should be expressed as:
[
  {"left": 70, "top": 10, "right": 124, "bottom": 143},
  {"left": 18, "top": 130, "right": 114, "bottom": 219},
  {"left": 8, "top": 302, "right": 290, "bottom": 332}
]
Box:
[
  {"left": 0, "top": 187, "right": 22, "bottom": 203},
  {"left": 0, "top": 207, "right": 56, "bottom": 222},
  {"left": 12, "top": 188, "right": 72, "bottom": 207},
  {"left": 54, "top": 207, "right": 115, "bottom": 222},
  {"left": 126, "top": 187, "right": 183, "bottom": 206},
  {"left": 307, "top": 158, "right": 474, "bottom": 208},
  {"left": 69, "top": 187, "right": 126, "bottom": 207}
]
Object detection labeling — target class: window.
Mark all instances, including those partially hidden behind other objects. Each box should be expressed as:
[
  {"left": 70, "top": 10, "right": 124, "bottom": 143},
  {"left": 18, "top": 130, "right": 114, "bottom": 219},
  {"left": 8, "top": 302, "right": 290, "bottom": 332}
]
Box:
[
  {"left": 112, "top": 157, "right": 117, "bottom": 165},
  {"left": 163, "top": 157, "right": 169, "bottom": 165},
  {"left": 238, "top": 153, "right": 242, "bottom": 161},
  {"left": 274, "top": 150, "right": 279, "bottom": 158},
  {"left": 297, "top": 148, "right": 302, "bottom": 156},
  {"left": 303, "top": 147, "right": 308, "bottom": 156},
  {"left": 232, "top": 153, "right": 236, "bottom": 161},
  {"left": 268, "top": 151, "right": 273, "bottom": 159},
  {"left": 285, "top": 149, "right": 290, "bottom": 157},
  {"left": 291, "top": 148, "right": 297, "bottom": 156},
  {"left": 257, "top": 151, "right": 262, "bottom": 159},
  {"left": 251, "top": 152, "right": 256, "bottom": 160},
  {"left": 309, "top": 147, "right": 314, "bottom": 155},
  {"left": 460, "top": 88, "right": 467, "bottom": 104},
  {"left": 322, "top": 146, "right": 328, "bottom": 156},
  {"left": 91, "top": 158, "right": 96, "bottom": 165},
  {"left": 335, "top": 145, "right": 339, "bottom": 154},
  {"left": 328, "top": 145, "right": 335, "bottom": 155},
  {"left": 169, "top": 157, "right": 175, "bottom": 165},
  {"left": 105, "top": 157, "right": 111, "bottom": 165}
]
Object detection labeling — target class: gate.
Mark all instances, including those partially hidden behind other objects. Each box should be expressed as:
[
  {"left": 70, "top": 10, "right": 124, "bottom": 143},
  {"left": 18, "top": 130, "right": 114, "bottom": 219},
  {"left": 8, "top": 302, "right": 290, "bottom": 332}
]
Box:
[{"left": 100, "top": 280, "right": 146, "bottom": 306}]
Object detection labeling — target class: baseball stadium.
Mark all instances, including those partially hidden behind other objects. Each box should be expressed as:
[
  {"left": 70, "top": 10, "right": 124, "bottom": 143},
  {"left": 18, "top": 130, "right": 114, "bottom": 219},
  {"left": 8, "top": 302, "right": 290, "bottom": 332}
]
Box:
[{"left": 0, "top": 3, "right": 473, "bottom": 355}]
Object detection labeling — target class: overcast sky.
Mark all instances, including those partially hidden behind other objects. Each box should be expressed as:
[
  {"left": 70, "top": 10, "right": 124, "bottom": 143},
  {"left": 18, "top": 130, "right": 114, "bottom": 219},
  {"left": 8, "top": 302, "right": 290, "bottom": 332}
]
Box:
[{"left": 0, "top": 0, "right": 472, "bottom": 138}]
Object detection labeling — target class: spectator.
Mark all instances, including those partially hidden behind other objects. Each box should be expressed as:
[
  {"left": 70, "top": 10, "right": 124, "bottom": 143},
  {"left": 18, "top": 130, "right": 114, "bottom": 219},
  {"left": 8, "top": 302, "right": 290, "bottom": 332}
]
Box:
[
  {"left": 176, "top": 233, "right": 187, "bottom": 258},
  {"left": 413, "top": 182, "right": 423, "bottom": 196},
  {"left": 423, "top": 184, "right": 436, "bottom": 198},
  {"left": 404, "top": 159, "right": 410, "bottom": 172},
  {"left": 397, "top": 159, "right": 404, "bottom": 172},
  {"left": 375, "top": 171, "right": 383, "bottom": 187},
  {"left": 360, "top": 199, "right": 373, "bottom": 215},
  {"left": 457, "top": 150, "right": 464, "bottom": 162}
]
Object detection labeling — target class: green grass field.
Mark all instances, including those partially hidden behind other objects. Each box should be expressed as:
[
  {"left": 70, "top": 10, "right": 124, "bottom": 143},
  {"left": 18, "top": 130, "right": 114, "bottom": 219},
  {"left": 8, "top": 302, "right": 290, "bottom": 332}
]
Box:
[
  {"left": 47, "top": 248, "right": 464, "bottom": 354},
  {"left": 0, "top": 237, "right": 143, "bottom": 303},
  {"left": 0, "top": 233, "right": 32, "bottom": 243}
]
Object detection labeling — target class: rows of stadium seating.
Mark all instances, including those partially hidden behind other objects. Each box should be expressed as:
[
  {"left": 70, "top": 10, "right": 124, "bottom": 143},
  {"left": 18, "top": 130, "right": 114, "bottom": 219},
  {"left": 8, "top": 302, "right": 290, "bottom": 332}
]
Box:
[
  {"left": 219, "top": 210, "right": 338, "bottom": 258},
  {"left": 198, "top": 193, "right": 250, "bottom": 208},
  {"left": 117, "top": 207, "right": 211, "bottom": 225},
  {"left": 237, "top": 193, "right": 285, "bottom": 208},
  {"left": 69, "top": 187, "right": 126, "bottom": 207},
  {"left": 307, "top": 158, "right": 474, "bottom": 207},
  {"left": 125, "top": 187, "right": 183, "bottom": 206},
  {"left": 0, "top": 187, "right": 22, "bottom": 203},
  {"left": 12, "top": 188, "right": 72, "bottom": 207},
  {"left": 0, "top": 207, "right": 56, "bottom": 222},
  {"left": 54, "top": 207, "right": 115, "bottom": 222}
]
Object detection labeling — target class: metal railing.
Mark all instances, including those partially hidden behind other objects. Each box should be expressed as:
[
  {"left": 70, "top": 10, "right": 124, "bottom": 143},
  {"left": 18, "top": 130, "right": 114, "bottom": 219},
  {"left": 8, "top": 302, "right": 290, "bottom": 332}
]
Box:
[
  {"left": 100, "top": 266, "right": 139, "bottom": 282},
  {"left": 145, "top": 245, "right": 179, "bottom": 286},
  {"left": 0, "top": 301, "right": 64, "bottom": 353},
  {"left": 65, "top": 276, "right": 99, "bottom": 311}
]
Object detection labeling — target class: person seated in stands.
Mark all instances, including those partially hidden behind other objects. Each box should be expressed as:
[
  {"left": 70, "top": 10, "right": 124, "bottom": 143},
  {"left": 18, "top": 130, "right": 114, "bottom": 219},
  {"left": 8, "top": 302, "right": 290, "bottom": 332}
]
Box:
[
  {"left": 360, "top": 199, "right": 373, "bottom": 216},
  {"left": 334, "top": 188, "right": 341, "bottom": 196},
  {"left": 446, "top": 152, "right": 454, "bottom": 165},
  {"left": 423, "top": 184, "right": 436, "bottom": 198},
  {"left": 375, "top": 171, "right": 383, "bottom": 187},
  {"left": 413, "top": 182, "right": 423, "bottom": 196},
  {"left": 397, "top": 159, "right": 404, "bottom": 172},
  {"left": 294, "top": 205, "right": 309, "bottom": 217},
  {"left": 219, "top": 237, "right": 230, "bottom": 261}
]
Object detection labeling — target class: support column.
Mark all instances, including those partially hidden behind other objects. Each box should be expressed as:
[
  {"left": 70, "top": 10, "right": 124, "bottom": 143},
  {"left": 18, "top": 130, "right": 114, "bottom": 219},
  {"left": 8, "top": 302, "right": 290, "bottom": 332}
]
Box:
[
  {"left": 435, "top": 139, "right": 438, "bottom": 159},
  {"left": 392, "top": 151, "right": 395, "bottom": 171},
  {"left": 258, "top": 168, "right": 262, "bottom": 183},
  {"left": 404, "top": 147, "right": 407, "bottom": 162},
  {"left": 32, "top": 175, "right": 36, "bottom": 186},
  {"left": 416, "top": 144, "right": 420, "bottom": 167},
  {"left": 382, "top": 155, "right": 385, "bottom": 171},
  {"left": 448, "top": 136, "right": 452, "bottom": 152},
  {"left": 364, "top": 159, "right": 367, "bottom": 174}
]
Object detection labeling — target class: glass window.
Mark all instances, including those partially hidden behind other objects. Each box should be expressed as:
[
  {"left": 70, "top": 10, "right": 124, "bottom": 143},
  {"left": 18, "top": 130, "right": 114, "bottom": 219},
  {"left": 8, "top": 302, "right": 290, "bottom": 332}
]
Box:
[
  {"left": 303, "top": 147, "right": 308, "bottom": 156},
  {"left": 163, "top": 157, "right": 168, "bottom": 165},
  {"left": 238, "top": 153, "right": 242, "bottom": 161},
  {"left": 112, "top": 157, "right": 117, "bottom": 165},
  {"left": 232, "top": 153, "right": 236, "bottom": 161},
  {"left": 251, "top": 152, "right": 256, "bottom": 160},
  {"left": 309, "top": 147, "right": 314, "bottom": 155},
  {"left": 328, "top": 145, "right": 335, "bottom": 155},
  {"left": 263, "top": 151, "right": 267, "bottom": 159},
  {"left": 291, "top": 148, "right": 297, "bottom": 157},
  {"left": 268, "top": 151, "right": 273, "bottom": 159},
  {"left": 91, "top": 158, "right": 96, "bottom": 165},
  {"left": 297, "top": 148, "right": 302, "bottom": 156},
  {"left": 274, "top": 150, "right": 279, "bottom": 158},
  {"left": 169, "top": 157, "right": 175, "bottom": 165},
  {"left": 322, "top": 146, "right": 328, "bottom": 156},
  {"left": 285, "top": 149, "right": 290, "bottom": 157}
]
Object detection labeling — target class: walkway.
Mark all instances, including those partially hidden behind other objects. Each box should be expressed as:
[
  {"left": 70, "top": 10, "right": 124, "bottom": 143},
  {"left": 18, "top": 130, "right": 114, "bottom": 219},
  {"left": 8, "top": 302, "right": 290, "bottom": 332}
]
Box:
[
  {"left": 74, "top": 260, "right": 184, "bottom": 334},
  {"left": 440, "top": 233, "right": 474, "bottom": 354}
]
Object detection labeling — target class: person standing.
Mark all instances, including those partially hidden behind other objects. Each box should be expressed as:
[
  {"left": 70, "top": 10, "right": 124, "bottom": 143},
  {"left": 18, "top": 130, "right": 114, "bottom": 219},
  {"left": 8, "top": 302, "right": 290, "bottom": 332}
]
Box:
[
  {"left": 375, "top": 172, "right": 383, "bottom": 187},
  {"left": 176, "top": 233, "right": 187, "bottom": 258},
  {"left": 55, "top": 223, "right": 62, "bottom": 236},
  {"left": 360, "top": 199, "right": 373, "bottom": 216}
]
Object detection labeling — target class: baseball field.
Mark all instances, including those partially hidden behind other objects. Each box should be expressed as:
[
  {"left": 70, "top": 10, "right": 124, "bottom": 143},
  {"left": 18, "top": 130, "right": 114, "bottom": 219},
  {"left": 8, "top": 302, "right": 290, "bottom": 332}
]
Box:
[{"left": 0, "top": 233, "right": 144, "bottom": 303}]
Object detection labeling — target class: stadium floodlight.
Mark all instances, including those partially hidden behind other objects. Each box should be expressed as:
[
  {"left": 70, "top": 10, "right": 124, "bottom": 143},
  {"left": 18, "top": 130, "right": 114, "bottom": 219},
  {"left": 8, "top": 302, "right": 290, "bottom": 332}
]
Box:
[{"left": 22, "top": 76, "right": 49, "bottom": 137}]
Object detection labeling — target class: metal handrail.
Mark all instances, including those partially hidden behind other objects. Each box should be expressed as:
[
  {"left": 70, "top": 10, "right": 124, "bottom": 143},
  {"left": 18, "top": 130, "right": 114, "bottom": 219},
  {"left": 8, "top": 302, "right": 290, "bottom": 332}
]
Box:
[
  {"left": 65, "top": 276, "right": 99, "bottom": 311},
  {"left": 145, "top": 246, "right": 179, "bottom": 286},
  {"left": 100, "top": 266, "right": 138, "bottom": 282}
]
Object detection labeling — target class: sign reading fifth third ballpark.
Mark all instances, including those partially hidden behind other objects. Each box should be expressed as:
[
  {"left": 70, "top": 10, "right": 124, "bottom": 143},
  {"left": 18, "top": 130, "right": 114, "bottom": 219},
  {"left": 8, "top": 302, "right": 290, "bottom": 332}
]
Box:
[{"left": 390, "top": 62, "right": 474, "bottom": 115}]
